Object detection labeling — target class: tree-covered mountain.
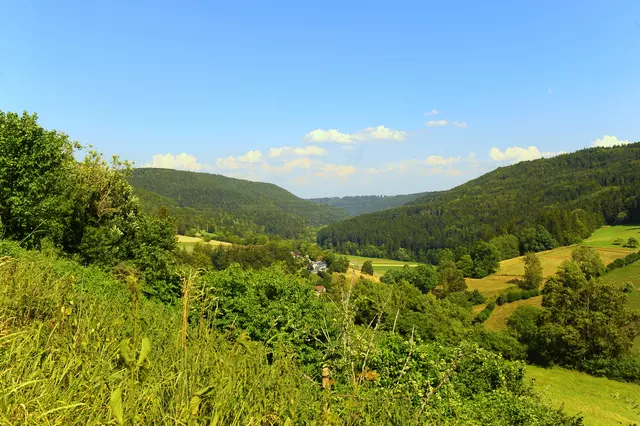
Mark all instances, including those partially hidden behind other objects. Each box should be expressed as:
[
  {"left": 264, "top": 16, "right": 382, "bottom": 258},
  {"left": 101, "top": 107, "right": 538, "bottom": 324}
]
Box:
[
  {"left": 309, "top": 192, "right": 430, "bottom": 216},
  {"left": 130, "top": 168, "right": 349, "bottom": 240},
  {"left": 318, "top": 143, "right": 640, "bottom": 261}
]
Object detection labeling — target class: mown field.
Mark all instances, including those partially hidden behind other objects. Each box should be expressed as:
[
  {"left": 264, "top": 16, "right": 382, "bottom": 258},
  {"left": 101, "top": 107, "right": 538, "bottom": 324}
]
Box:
[
  {"left": 345, "top": 254, "right": 418, "bottom": 275},
  {"left": 176, "top": 235, "right": 232, "bottom": 253},
  {"left": 470, "top": 225, "right": 638, "bottom": 330},
  {"left": 526, "top": 365, "right": 640, "bottom": 426},
  {"left": 582, "top": 225, "right": 640, "bottom": 248}
]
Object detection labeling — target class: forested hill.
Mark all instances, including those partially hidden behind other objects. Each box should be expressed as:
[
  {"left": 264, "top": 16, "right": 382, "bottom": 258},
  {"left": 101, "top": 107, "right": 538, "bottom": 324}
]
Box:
[
  {"left": 309, "top": 192, "right": 430, "bottom": 216},
  {"left": 318, "top": 143, "right": 640, "bottom": 261},
  {"left": 129, "top": 168, "right": 349, "bottom": 239}
]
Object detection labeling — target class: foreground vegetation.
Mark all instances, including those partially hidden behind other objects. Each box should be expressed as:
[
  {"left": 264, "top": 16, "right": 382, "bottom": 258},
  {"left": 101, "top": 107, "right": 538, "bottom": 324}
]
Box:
[{"left": 0, "top": 242, "right": 582, "bottom": 425}]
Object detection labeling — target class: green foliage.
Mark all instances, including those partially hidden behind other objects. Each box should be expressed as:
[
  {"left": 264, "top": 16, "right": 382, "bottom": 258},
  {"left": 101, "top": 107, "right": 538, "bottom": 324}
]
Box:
[
  {"left": 361, "top": 260, "right": 374, "bottom": 275},
  {"left": 613, "top": 237, "right": 625, "bottom": 245},
  {"left": 440, "top": 266, "right": 467, "bottom": 294},
  {"left": 130, "top": 168, "right": 349, "bottom": 239},
  {"left": 571, "top": 246, "right": 605, "bottom": 280},
  {"left": 625, "top": 237, "right": 639, "bottom": 248},
  {"left": 606, "top": 250, "right": 640, "bottom": 272},
  {"left": 497, "top": 289, "right": 540, "bottom": 305},
  {"left": 456, "top": 254, "right": 474, "bottom": 277},
  {"left": 490, "top": 234, "right": 521, "bottom": 260},
  {"left": 514, "top": 260, "right": 640, "bottom": 377},
  {"left": 0, "top": 111, "right": 77, "bottom": 248},
  {"left": 310, "top": 192, "right": 428, "bottom": 216},
  {"left": 0, "top": 244, "right": 582, "bottom": 424},
  {"left": 0, "top": 112, "right": 179, "bottom": 301},
  {"left": 468, "top": 289, "right": 486, "bottom": 305},
  {"left": 522, "top": 252, "right": 543, "bottom": 290},
  {"left": 320, "top": 144, "right": 640, "bottom": 259},
  {"left": 474, "top": 301, "right": 496, "bottom": 324},
  {"left": 470, "top": 241, "right": 501, "bottom": 278},
  {"left": 380, "top": 264, "right": 439, "bottom": 293}
]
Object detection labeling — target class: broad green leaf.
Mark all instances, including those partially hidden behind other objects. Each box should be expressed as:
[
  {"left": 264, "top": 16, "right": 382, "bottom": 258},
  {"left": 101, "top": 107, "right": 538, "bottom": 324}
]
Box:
[
  {"left": 137, "top": 337, "right": 151, "bottom": 367},
  {"left": 109, "top": 387, "right": 124, "bottom": 425}
]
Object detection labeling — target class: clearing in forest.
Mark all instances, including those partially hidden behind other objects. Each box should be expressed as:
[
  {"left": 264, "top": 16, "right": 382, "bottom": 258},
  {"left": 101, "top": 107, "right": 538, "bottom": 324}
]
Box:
[
  {"left": 582, "top": 224, "right": 640, "bottom": 248},
  {"left": 177, "top": 235, "right": 232, "bottom": 253},
  {"left": 345, "top": 254, "right": 418, "bottom": 275}
]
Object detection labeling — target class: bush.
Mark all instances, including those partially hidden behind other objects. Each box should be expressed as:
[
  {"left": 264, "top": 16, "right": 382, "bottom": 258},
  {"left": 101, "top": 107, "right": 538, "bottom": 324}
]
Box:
[
  {"left": 467, "top": 289, "right": 486, "bottom": 305},
  {"left": 613, "top": 238, "right": 625, "bottom": 245},
  {"left": 625, "top": 237, "right": 639, "bottom": 248},
  {"left": 473, "top": 301, "right": 496, "bottom": 324}
]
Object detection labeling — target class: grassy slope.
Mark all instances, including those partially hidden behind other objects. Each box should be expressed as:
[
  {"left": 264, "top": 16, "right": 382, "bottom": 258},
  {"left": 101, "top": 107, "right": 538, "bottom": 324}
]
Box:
[
  {"left": 176, "top": 235, "right": 232, "bottom": 253},
  {"left": 345, "top": 254, "right": 418, "bottom": 275},
  {"left": 526, "top": 365, "right": 640, "bottom": 426},
  {"left": 470, "top": 225, "right": 638, "bottom": 330}
]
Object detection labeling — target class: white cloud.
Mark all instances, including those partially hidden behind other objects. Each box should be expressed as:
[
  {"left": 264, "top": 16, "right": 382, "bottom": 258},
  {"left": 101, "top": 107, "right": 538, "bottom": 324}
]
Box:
[
  {"left": 268, "top": 145, "right": 327, "bottom": 157},
  {"left": 151, "top": 153, "right": 205, "bottom": 171},
  {"left": 453, "top": 121, "right": 468, "bottom": 128},
  {"left": 238, "top": 150, "right": 263, "bottom": 163},
  {"left": 262, "top": 157, "right": 317, "bottom": 174},
  {"left": 424, "top": 109, "right": 439, "bottom": 116},
  {"left": 542, "top": 151, "right": 567, "bottom": 158},
  {"left": 304, "top": 129, "right": 354, "bottom": 144},
  {"left": 489, "top": 146, "right": 543, "bottom": 163},
  {"left": 592, "top": 135, "right": 631, "bottom": 148},
  {"left": 215, "top": 156, "right": 243, "bottom": 170},
  {"left": 425, "top": 155, "right": 460, "bottom": 166},
  {"left": 315, "top": 164, "right": 357, "bottom": 179},
  {"left": 303, "top": 125, "right": 408, "bottom": 144},
  {"left": 426, "top": 120, "right": 448, "bottom": 127}
]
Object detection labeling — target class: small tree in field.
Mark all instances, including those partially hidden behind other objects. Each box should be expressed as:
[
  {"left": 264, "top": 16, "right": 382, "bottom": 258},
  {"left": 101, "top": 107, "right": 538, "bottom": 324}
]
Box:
[
  {"left": 361, "top": 260, "right": 374, "bottom": 276},
  {"left": 625, "top": 237, "right": 639, "bottom": 248},
  {"left": 522, "top": 252, "right": 543, "bottom": 290}
]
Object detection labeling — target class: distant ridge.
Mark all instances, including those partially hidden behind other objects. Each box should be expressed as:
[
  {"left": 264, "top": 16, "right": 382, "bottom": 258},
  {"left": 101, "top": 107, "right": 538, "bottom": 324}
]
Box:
[
  {"left": 130, "top": 168, "right": 349, "bottom": 239},
  {"left": 309, "top": 193, "right": 431, "bottom": 216},
  {"left": 318, "top": 143, "right": 640, "bottom": 259}
]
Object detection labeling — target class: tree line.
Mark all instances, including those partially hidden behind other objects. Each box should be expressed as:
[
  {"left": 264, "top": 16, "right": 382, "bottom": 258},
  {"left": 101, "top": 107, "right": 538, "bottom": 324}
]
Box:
[{"left": 318, "top": 143, "right": 640, "bottom": 265}]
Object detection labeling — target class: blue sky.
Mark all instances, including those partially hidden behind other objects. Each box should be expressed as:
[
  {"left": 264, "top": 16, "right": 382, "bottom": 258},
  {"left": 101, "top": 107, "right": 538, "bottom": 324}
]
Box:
[{"left": 1, "top": 1, "right": 639, "bottom": 197}]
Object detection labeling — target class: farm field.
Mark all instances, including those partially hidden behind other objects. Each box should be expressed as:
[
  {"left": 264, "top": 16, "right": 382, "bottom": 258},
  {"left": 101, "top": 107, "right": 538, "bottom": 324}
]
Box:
[
  {"left": 484, "top": 296, "right": 542, "bottom": 330},
  {"left": 467, "top": 239, "right": 633, "bottom": 300},
  {"left": 177, "top": 235, "right": 232, "bottom": 253},
  {"left": 526, "top": 365, "right": 640, "bottom": 426},
  {"left": 582, "top": 225, "right": 640, "bottom": 248},
  {"left": 345, "top": 254, "right": 418, "bottom": 275}
]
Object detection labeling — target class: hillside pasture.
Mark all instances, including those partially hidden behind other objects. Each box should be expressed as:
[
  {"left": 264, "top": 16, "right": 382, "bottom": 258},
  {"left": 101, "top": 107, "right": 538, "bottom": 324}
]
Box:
[
  {"left": 177, "top": 235, "right": 232, "bottom": 253},
  {"left": 345, "top": 254, "right": 418, "bottom": 275},
  {"left": 526, "top": 365, "right": 640, "bottom": 426},
  {"left": 484, "top": 296, "right": 542, "bottom": 331},
  {"left": 467, "top": 244, "right": 632, "bottom": 300},
  {"left": 582, "top": 224, "right": 640, "bottom": 248}
]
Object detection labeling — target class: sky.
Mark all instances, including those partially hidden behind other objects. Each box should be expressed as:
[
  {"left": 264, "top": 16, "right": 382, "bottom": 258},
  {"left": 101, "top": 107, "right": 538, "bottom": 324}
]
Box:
[{"left": 1, "top": 1, "right": 639, "bottom": 198}]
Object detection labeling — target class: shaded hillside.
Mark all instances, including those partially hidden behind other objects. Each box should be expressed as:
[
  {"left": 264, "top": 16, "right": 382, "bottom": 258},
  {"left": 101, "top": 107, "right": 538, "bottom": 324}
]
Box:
[
  {"left": 309, "top": 193, "right": 430, "bottom": 216},
  {"left": 318, "top": 143, "right": 640, "bottom": 260},
  {"left": 130, "top": 168, "right": 349, "bottom": 239}
]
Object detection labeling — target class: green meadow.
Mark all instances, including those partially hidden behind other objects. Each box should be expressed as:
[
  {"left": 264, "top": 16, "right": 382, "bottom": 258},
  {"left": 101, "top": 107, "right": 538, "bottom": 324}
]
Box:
[
  {"left": 526, "top": 365, "right": 640, "bottom": 426},
  {"left": 582, "top": 225, "right": 640, "bottom": 248},
  {"left": 345, "top": 254, "right": 418, "bottom": 275}
]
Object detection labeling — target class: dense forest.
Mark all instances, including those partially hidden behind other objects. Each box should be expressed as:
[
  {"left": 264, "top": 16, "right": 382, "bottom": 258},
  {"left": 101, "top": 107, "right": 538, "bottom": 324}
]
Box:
[
  {"left": 318, "top": 144, "right": 640, "bottom": 262},
  {"left": 130, "top": 168, "right": 349, "bottom": 240},
  {"left": 310, "top": 192, "right": 429, "bottom": 216}
]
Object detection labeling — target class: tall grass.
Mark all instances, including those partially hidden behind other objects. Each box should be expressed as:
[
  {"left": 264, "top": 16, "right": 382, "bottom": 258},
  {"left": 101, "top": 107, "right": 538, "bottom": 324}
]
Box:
[{"left": 0, "top": 242, "right": 581, "bottom": 425}]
